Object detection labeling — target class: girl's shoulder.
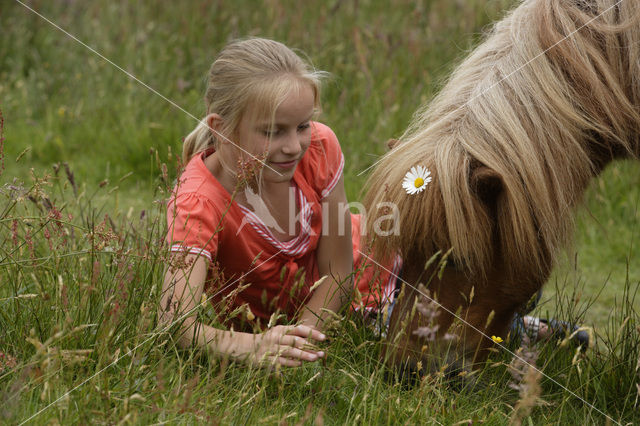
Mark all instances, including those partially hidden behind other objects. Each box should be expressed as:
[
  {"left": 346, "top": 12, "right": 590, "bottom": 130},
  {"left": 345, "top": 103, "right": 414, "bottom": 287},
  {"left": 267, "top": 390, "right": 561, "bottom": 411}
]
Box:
[
  {"left": 299, "top": 122, "right": 345, "bottom": 199},
  {"left": 170, "top": 152, "right": 229, "bottom": 213}
]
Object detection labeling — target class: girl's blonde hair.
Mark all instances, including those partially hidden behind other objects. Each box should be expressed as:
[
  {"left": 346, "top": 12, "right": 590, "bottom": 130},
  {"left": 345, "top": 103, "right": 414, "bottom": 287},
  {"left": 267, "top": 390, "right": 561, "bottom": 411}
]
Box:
[{"left": 182, "top": 38, "right": 326, "bottom": 164}]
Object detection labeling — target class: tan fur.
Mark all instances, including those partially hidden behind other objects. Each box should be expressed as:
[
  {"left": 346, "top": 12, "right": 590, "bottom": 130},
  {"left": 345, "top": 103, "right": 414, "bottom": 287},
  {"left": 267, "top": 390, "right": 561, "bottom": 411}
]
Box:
[{"left": 364, "top": 0, "right": 640, "bottom": 282}]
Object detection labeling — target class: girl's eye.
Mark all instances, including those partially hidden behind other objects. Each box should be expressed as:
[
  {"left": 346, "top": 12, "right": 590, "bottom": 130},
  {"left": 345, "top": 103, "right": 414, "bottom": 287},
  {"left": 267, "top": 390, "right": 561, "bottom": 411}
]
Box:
[
  {"left": 262, "top": 129, "right": 280, "bottom": 137},
  {"left": 297, "top": 122, "right": 311, "bottom": 132}
]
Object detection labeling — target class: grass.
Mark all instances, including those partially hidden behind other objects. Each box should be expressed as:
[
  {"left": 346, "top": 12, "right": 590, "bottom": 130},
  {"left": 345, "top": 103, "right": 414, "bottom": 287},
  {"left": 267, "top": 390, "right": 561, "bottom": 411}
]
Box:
[{"left": 1, "top": 0, "right": 639, "bottom": 424}]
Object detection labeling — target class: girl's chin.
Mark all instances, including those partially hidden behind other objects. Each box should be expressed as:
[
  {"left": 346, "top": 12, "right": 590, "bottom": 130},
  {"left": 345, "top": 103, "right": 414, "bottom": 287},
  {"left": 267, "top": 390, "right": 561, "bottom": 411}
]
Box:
[{"left": 263, "top": 166, "right": 297, "bottom": 182}]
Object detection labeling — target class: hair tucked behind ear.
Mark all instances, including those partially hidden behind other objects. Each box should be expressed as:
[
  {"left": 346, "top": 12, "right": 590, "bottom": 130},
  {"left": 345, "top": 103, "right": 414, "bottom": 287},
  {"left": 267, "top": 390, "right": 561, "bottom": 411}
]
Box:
[
  {"left": 182, "top": 121, "right": 213, "bottom": 165},
  {"left": 182, "top": 38, "right": 327, "bottom": 165}
]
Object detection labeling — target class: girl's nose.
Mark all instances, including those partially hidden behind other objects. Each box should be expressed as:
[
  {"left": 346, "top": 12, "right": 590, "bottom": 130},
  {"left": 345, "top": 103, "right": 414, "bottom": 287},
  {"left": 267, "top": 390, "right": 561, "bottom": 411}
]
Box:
[{"left": 281, "top": 131, "right": 302, "bottom": 155}]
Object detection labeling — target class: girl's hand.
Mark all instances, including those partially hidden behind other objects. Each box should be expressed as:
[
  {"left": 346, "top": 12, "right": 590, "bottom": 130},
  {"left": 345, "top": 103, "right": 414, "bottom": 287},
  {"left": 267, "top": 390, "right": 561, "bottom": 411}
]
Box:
[{"left": 238, "top": 324, "right": 326, "bottom": 368}]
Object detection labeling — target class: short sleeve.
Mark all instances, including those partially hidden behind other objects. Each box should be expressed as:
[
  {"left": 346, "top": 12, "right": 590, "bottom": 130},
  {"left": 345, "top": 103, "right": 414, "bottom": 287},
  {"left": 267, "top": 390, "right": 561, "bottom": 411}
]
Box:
[
  {"left": 303, "top": 122, "right": 345, "bottom": 199},
  {"left": 166, "top": 192, "right": 221, "bottom": 262}
]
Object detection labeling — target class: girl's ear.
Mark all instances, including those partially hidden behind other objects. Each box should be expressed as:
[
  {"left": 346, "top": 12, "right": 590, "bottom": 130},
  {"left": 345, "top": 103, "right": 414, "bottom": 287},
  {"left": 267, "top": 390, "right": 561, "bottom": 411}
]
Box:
[{"left": 205, "top": 113, "right": 226, "bottom": 142}]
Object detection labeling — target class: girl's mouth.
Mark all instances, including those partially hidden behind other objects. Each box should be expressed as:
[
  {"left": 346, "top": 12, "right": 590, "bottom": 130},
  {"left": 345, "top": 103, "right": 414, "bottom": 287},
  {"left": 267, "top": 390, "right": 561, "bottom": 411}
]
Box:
[{"left": 270, "top": 159, "right": 298, "bottom": 169}]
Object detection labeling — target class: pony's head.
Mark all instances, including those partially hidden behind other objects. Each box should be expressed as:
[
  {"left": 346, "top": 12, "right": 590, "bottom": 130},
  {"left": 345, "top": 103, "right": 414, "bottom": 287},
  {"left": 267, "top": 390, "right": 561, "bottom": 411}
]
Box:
[{"left": 364, "top": 0, "right": 640, "bottom": 368}]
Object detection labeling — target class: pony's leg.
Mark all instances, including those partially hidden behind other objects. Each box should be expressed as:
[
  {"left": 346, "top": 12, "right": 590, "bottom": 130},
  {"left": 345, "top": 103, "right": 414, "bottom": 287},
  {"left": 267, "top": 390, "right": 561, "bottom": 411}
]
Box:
[
  {"left": 382, "top": 281, "right": 441, "bottom": 383},
  {"left": 382, "top": 265, "right": 472, "bottom": 381},
  {"left": 432, "top": 274, "right": 544, "bottom": 366}
]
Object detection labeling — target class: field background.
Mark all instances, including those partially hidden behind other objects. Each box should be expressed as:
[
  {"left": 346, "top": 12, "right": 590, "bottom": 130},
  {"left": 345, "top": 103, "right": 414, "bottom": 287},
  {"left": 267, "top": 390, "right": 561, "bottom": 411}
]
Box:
[{"left": 1, "top": 0, "right": 639, "bottom": 424}]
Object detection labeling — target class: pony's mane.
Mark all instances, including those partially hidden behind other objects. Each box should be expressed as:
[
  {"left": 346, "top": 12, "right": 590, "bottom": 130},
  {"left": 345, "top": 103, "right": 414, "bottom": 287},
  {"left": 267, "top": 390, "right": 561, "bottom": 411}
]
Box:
[{"left": 364, "top": 0, "right": 640, "bottom": 280}]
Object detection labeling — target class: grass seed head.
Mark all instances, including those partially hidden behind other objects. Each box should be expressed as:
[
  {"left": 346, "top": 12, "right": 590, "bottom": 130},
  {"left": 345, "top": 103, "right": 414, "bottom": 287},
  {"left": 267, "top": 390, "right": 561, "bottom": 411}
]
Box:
[{"left": 508, "top": 344, "right": 543, "bottom": 425}]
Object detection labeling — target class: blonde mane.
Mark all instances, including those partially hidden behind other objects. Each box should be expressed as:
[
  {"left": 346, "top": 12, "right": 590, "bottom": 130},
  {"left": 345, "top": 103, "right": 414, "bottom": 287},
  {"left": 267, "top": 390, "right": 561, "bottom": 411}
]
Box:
[{"left": 364, "top": 0, "right": 640, "bottom": 280}]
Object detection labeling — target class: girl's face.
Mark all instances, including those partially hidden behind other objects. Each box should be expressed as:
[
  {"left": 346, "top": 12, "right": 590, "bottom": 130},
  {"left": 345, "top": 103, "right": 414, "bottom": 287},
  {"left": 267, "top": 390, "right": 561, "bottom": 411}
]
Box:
[{"left": 236, "top": 84, "right": 315, "bottom": 185}]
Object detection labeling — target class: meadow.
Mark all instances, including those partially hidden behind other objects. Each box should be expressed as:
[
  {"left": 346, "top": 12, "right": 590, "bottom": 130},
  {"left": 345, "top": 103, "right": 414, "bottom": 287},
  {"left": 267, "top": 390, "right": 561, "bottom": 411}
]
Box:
[{"left": 1, "top": 0, "right": 639, "bottom": 423}]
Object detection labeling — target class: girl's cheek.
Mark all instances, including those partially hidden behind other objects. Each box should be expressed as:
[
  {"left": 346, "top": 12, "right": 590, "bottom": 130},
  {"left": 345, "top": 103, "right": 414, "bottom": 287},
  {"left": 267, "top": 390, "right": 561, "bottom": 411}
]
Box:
[{"left": 253, "top": 140, "right": 271, "bottom": 155}]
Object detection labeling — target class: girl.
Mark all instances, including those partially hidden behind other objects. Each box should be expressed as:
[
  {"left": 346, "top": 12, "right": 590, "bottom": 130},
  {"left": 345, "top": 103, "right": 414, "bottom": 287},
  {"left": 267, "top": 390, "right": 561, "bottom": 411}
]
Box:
[{"left": 160, "top": 38, "right": 399, "bottom": 368}]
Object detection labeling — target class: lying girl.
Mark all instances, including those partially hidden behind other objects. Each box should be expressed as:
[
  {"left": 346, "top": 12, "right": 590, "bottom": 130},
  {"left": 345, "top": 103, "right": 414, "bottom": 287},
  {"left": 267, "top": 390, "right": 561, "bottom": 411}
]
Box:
[{"left": 160, "top": 38, "right": 399, "bottom": 368}]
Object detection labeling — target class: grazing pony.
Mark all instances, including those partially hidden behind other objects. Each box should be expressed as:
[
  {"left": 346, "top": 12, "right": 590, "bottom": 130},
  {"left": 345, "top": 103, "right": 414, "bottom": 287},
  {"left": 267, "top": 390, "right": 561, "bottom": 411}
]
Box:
[{"left": 363, "top": 0, "right": 640, "bottom": 374}]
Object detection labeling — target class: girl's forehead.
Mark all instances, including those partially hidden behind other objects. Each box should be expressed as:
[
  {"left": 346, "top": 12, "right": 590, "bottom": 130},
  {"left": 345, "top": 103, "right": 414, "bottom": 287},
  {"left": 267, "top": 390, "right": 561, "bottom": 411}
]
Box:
[{"left": 245, "top": 84, "right": 316, "bottom": 125}]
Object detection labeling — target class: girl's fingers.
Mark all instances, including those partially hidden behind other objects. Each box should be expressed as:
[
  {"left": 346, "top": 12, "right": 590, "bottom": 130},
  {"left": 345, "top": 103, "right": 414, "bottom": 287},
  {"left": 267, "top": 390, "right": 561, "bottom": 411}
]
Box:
[
  {"left": 260, "top": 355, "right": 301, "bottom": 369},
  {"left": 288, "top": 325, "right": 326, "bottom": 342},
  {"left": 280, "top": 335, "right": 325, "bottom": 358},
  {"left": 287, "top": 335, "right": 303, "bottom": 348},
  {"left": 275, "top": 356, "right": 302, "bottom": 368},
  {"left": 278, "top": 346, "right": 323, "bottom": 362},
  {"left": 256, "top": 325, "right": 326, "bottom": 369},
  {"left": 262, "top": 338, "right": 324, "bottom": 360},
  {"left": 277, "top": 332, "right": 304, "bottom": 348},
  {"left": 286, "top": 335, "right": 313, "bottom": 350}
]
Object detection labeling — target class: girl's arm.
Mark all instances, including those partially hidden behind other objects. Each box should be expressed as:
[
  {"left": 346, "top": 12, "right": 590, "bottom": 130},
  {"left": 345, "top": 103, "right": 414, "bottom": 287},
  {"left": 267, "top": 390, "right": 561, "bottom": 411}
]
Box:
[
  {"left": 159, "top": 254, "right": 326, "bottom": 367},
  {"left": 301, "top": 174, "right": 354, "bottom": 327}
]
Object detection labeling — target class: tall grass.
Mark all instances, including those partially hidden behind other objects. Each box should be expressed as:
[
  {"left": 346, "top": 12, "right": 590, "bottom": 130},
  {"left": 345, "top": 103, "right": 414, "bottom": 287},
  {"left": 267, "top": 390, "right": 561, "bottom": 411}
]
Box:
[
  {"left": 1, "top": 170, "right": 638, "bottom": 423},
  {"left": 1, "top": 0, "right": 639, "bottom": 423}
]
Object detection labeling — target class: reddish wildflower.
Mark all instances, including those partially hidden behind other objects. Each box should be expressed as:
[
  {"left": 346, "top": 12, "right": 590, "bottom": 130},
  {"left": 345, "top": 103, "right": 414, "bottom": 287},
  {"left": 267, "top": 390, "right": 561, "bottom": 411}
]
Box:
[
  {"left": 48, "top": 206, "right": 63, "bottom": 232},
  {"left": 91, "top": 259, "right": 101, "bottom": 287},
  {"left": 93, "top": 215, "right": 120, "bottom": 250},
  {"left": 25, "top": 229, "right": 34, "bottom": 259},
  {"left": 60, "top": 277, "right": 69, "bottom": 310},
  {"left": 167, "top": 249, "right": 196, "bottom": 274},
  {"left": 43, "top": 227, "right": 53, "bottom": 251},
  {"left": 235, "top": 151, "right": 267, "bottom": 192},
  {"left": 110, "top": 301, "right": 122, "bottom": 323},
  {"left": 209, "top": 259, "right": 224, "bottom": 284},
  {"left": 0, "top": 352, "right": 18, "bottom": 373},
  {"left": 11, "top": 219, "right": 18, "bottom": 247}
]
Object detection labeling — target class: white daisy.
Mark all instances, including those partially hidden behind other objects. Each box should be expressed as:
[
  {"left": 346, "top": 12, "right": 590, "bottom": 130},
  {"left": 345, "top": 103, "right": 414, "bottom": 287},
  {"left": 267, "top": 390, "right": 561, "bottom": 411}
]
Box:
[{"left": 402, "top": 165, "right": 432, "bottom": 195}]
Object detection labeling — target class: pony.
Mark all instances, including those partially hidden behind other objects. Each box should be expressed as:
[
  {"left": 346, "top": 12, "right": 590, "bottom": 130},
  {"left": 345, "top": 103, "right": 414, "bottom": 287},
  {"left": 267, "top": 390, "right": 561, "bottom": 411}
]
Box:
[{"left": 363, "top": 0, "right": 640, "bottom": 375}]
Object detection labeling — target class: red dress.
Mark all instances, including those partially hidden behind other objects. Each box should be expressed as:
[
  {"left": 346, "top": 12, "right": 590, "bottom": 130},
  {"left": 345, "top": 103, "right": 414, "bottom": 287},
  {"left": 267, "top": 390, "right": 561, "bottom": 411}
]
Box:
[{"left": 167, "top": 122, "right": 400, "bottom": 329}]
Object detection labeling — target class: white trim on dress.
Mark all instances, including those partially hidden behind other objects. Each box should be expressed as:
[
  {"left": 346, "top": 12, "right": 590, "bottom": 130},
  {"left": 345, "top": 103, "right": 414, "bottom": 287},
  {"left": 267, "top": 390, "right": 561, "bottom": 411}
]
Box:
[
  {"left": 321, "top": 153, "right": 345, "bottom": 199},
  {"left": 236, "top": 186, "right": 313, "bottom": 257},
  {"left": 169, "top": 245, "right": 212, "bottom": 262}
]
